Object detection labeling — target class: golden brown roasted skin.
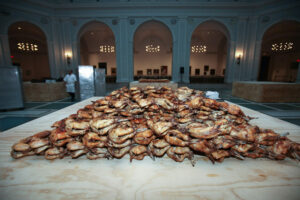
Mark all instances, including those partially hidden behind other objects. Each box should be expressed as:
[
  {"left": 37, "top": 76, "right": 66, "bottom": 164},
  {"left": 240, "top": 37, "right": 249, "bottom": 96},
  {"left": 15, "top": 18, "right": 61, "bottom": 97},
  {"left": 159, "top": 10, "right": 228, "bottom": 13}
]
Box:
[
  {"left": 129, "top": 145, "right": 149, "bottom": 162},
  {"left": 10, "top": 86, "right": 300, "bottom": 165}
]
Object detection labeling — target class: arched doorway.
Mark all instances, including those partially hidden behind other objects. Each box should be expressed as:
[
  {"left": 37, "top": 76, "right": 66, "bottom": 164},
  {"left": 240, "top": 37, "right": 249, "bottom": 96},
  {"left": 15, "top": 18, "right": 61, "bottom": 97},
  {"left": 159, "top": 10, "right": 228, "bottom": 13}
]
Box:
[
  {"left": 79, "top": 21, "right": 116, "bottom": 83},
  {"left": 133, "top": 21, "right": 172, "bottom": 80},
  {"left": 189, "top": 21, "right": 229, "bottom": 83},
  {"left": 8, "top": 22, "right": 50, "bottom": 81},
  {"left": 259, "top": 21, "right": 300, "bottom": 82}
]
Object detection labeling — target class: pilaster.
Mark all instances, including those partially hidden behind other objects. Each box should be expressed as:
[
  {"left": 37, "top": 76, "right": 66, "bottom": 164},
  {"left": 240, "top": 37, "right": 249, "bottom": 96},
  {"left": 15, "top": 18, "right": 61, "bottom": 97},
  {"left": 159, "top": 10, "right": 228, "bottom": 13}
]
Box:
[
  {"left": 244, "top": 16, "right": 259, "bottom": 81},
  {"left": 0, "top": 34, "right": 12, "bottom": 67},
  {"left": 172, "top": 17, "right": 190, "bottom": 83},
  {"left": 234, "top": 17, "right": 248, "bottom": 81},
  {"left": 49, "top": 18, "right": 66, "bottom": 78},
  {"left": 224, "top": 40, "right": 236, "bottom": 83},
  {"left": 251, "top": 40, "right": 262, "bottom": 81},
  {"left": 116, "top": 17, "right": 133, "bottom": 83}
]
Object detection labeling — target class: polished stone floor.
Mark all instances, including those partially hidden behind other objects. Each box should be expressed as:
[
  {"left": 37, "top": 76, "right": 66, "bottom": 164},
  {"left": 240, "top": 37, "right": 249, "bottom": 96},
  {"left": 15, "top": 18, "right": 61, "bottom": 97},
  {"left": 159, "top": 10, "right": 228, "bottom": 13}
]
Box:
[{"left": 1, "top": 83, "right": 300, "bottom": 132}]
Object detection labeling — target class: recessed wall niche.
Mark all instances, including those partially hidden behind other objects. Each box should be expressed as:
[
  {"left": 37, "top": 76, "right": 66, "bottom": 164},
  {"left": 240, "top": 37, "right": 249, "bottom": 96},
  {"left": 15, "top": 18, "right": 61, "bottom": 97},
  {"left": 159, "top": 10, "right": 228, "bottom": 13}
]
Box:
[
  {"left": 79, "top": 21, "right": 116, "bottom": 82},
  {"left": 189, "top": 20, "right": 229, "bottom": 80},
  {"left": 8, "top": 21, "right": 50, "bottom": 81},
  {"left": 134, "top": 20, "right": 173, "bottom": 79}
]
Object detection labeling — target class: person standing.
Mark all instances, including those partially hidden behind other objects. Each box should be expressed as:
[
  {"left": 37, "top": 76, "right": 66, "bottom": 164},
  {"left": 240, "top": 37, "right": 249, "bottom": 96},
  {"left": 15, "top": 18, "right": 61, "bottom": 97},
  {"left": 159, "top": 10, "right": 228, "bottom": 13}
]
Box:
[{"left": 63, "top": 70, "right": 77, "bottom": 101}]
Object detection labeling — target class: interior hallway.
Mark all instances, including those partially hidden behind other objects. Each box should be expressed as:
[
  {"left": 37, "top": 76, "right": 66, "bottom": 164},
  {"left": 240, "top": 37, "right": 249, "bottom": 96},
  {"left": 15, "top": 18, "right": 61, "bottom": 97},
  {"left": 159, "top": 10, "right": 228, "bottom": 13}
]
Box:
[{"left": 1, "top": 83, "right": 300, "bottom": 132}]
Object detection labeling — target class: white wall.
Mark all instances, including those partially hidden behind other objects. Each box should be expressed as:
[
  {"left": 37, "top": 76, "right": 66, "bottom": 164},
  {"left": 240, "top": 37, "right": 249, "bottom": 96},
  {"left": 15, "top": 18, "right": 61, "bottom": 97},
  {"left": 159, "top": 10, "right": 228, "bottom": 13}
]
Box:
[
  {"left": 133, "top": 21, "right": 173, "bottom": 77},
  {"left": 12, "top": 53, "right": 50, "bottom": 81},
  {"left": 268, "top": 52, "right": 299, "bottom": 82},
  {"left": 83, "top": 53, "right": 116, "bottom": 76},
  {"left": 134, "top": 52, "right": 172, "bottom": 76},
  {"left": 218, "top": 52, "right": 227, "bottom": 76},
  {"left": 190, "top": 53, "right": 220, "bottom": 76}
]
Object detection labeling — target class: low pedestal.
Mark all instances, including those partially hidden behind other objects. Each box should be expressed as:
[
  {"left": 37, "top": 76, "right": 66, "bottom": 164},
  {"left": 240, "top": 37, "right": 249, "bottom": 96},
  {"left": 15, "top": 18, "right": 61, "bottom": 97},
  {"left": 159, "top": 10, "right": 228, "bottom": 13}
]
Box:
[
  {"left": 129, "top": 81, "right": 178, "bottom": 90},
  {"left": 23, "top": 82, "right": 69, "bottom": 102},
  {"left": 232, "top": 81, "right": 300, "bottom": 102}
]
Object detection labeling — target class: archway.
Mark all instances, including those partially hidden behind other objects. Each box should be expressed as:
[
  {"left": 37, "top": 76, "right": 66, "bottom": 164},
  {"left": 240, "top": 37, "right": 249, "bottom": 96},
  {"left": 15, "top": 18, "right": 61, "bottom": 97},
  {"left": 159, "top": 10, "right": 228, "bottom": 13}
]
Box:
[
  {"left": 8, "top": 21, "right": 50, "bottom": 81},
  {"left": 189, "top": 21, "right": 229, "bottom": 83},
  {"left": 133, "top": 21, "right": 173, "bottom": 80},
  {"left": 79, "top": 21, "right": 116, "bottom": 83},
  {"left": 259, "top": 21, "right": 300, "bottom": 82}
]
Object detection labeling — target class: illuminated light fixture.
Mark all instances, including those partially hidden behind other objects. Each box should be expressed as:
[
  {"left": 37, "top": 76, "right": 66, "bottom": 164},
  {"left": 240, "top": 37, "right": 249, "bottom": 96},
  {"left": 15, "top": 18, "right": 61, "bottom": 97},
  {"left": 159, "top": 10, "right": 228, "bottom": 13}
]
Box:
[
  {"left": 65, "top": 51, "right": 72, "bottom": 65},
  {"left": 17, "top": 27, "right": 22, "bottom": 30},
  {"left": 191, "top": 45, "right": 207, "bottom": 53},
  {"left": 99, "top": 45, "right": 115, "bottom": 53},
  {"left": 145, "top": 45, "right": 160, "bottom": 53},
  {"left": 271, "top": 42, "right": 293, "bottom": 51},
  {"left": 17, "top": 42, "right": 38, "bottom": 51},
  {"left": 235, "top": 51, "right": 243, "bottom": 65},
  {"left": 10, "top": 55, "right": 14, "bottom": 59}
]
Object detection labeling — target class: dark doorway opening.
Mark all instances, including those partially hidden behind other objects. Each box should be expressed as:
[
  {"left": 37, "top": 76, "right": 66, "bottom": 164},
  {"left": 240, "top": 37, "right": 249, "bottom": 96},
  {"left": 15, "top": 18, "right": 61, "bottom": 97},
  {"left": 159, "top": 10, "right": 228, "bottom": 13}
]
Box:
[
  {"left": 259, "top": 56, "right": 270, "bottom": 81},
  {"left": 98, "top": 62, "right": 107, "bottom": 74}
]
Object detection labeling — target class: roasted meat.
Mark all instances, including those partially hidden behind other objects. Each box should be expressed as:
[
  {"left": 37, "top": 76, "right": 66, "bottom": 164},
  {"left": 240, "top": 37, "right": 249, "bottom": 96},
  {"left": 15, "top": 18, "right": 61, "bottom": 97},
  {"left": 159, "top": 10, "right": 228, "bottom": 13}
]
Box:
[{"left": 11, "top": 86, "right": 300, "bottom": 165}]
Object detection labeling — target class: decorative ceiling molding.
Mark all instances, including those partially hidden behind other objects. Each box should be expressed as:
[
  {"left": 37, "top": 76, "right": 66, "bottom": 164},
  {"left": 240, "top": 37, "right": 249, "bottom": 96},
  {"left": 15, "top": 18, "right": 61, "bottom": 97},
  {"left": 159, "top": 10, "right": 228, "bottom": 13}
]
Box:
[
  {"left": 2, "top": 0, "right": 295, "bottom": 17},
  {"left": 261, "top": 15, "right": 270, "bottom": 23},
  {"left": 129, "top": 18, "right": 135, "bottom": 25},
  {"left": 112, "top": 19, "right": 118, "bottom": 25},
  {"left": 170, "top": 18, "right": 177, "bottom": 25}
]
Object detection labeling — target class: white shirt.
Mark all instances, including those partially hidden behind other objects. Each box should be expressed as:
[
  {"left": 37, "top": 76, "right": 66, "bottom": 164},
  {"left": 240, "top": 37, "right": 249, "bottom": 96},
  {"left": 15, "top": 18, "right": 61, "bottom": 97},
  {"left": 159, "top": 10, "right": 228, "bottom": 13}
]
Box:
[{"left": 63, "top": 73, "right": 77, "bottom": 93}]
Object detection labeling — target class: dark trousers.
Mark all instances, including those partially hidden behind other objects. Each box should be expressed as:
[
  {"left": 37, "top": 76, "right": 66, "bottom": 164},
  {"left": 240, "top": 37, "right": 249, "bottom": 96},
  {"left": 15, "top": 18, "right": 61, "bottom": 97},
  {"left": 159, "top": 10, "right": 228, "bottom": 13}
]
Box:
[{"left": 68, "top": 92, "right": 75, "bottom": 101}]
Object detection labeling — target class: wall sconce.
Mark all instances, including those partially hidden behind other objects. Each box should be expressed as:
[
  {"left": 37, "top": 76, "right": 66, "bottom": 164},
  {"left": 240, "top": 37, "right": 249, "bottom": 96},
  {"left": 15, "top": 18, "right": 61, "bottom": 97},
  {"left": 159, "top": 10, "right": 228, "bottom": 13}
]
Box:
[
  {"left": 65, "top": 51, "right": 72, "bottom": 65},
  {"left": 235, "top": 51, "right": 243, "bottom": 65}
]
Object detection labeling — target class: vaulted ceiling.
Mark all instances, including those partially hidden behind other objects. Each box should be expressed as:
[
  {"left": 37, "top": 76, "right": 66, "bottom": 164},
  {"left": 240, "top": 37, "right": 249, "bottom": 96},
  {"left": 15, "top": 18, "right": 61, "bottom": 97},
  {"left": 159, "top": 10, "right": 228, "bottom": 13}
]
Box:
[
  {"left": 191, "top": 21, "right": 228, "bottom": 53},
  {"left": 134, "top": 21, "right": 172, "bottom": 52},
  {"left": 8, "top": 21, "right": 48, "bottom": 54},
  {"left": 80, "top": 22, "right": 115, "bottom": 53},
  {"left": 79, "top": 20, "right": 229, "bottom": 54},
  {"left": 262, "top": 20, "right": 300, "bottom": 53}
]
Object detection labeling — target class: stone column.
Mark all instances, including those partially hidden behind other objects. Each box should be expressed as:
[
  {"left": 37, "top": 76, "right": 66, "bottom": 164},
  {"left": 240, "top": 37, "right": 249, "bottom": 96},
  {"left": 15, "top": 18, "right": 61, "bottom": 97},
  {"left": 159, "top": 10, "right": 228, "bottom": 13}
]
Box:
[
  {"left": 63, "top": 21, "right": 75, "bottom": 75},
  {"left": 172, "top": 17, "right": 190, "bottom": 83},
  {"left": 0, "top": 34, "right": 12, "bottom": 67},
  {"left": 251, "top": 40, "right": 262, "bottom": 81},
  {"left": 244, "top": 17, "right": 259, "bottom": 81},
  {"left": 47, "top": 40, "right": 58, "bottom": 78},
  {"left": 115, "top": 17, "right": 133, "bottom": 83},
  {"left": 224, "top": 40, "right": 236, "bottom": 83},
  {"left": 47, "top": 18, "right": 67, "bottom": 79},
  {"left": 71, "top": 40, "right": 79, "bottom": 73},
  {"left": 235, "top": 17, "right": 248, "bottom": 81},
  {"left": 226, "top": 17, "right": 252, "bottom": 83}
]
